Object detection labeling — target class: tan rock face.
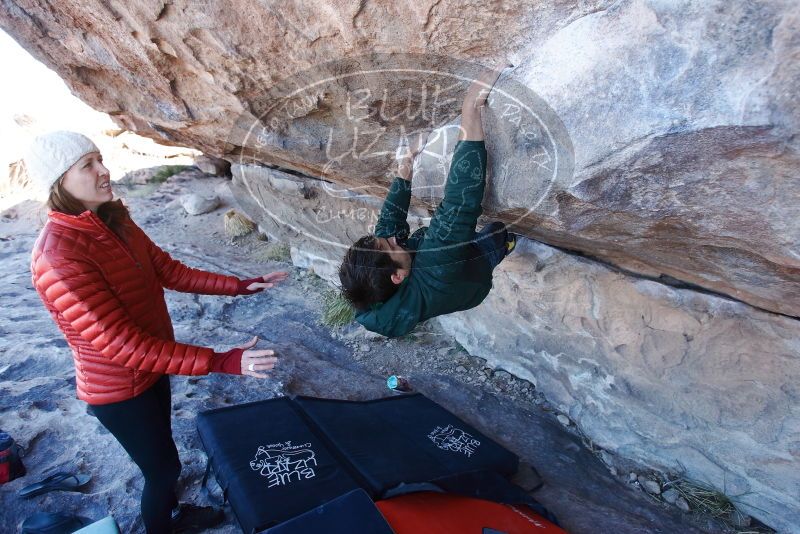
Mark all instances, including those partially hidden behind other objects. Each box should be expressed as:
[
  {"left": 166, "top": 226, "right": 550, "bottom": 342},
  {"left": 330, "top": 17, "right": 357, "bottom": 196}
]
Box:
[
  {"left": 3, "top": 0, "right": 800, "bottom": 529},
  {"left": 2, "top": 0, "right": 797, "bottom": 316},
  {"left": 0, "top": 0, "right": 586, "bottom": 149}
]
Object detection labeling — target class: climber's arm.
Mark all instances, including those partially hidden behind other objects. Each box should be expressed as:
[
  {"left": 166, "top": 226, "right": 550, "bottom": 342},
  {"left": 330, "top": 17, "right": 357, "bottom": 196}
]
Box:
[
  {"left": 459, "top": 67, "right": 506, "bottom": 141},
  {"left": 373, "top": 177, "right": 412, "bottom": 239},
  {"left": 459, "top": 94, "right": 485, "bottom": 142},
  {"left": 374, "top": 134, "right": 427, "bottom": 238},
  {"left": 415, "top": 68, "right": 505, "bottom": 251}
]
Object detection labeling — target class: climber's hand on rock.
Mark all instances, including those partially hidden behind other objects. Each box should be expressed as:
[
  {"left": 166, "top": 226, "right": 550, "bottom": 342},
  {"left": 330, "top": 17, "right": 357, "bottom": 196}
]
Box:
[
  {"left": 464, "top": 64, "right": 511, "bottom": 111},
  {"left": 410, "top": 131, "right": 428, "bottom": 157},
  {"left": 396, "top": 131, "right": 428, "bottom": 180},
  {"left": 459, "top": 64, "right": 511, "bottom": 141}
]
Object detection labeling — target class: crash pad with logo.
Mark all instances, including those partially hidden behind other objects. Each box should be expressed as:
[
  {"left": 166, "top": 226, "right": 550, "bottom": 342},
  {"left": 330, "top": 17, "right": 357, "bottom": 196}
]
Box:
[
  {"left": 196, "top": 398, "right": 362, "bottom": 533},
  {"left": 295, "top": 395, "right": 518, "bottom": 495},
  {"left": 197, "top": 394, "right": 521, "bottom": 533}
]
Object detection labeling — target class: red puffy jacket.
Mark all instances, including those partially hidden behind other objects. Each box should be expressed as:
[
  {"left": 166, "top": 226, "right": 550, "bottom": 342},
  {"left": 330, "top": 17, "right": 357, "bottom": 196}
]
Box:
[{"left": 31, "top": 209, "right": 241, "bottom": 405}]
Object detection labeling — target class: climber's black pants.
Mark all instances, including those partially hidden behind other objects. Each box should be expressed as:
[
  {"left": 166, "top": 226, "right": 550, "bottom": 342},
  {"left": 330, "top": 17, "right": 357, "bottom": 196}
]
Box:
[
  {"left": 91, "top": 376, "right": 180, "bottom": 534},
  {"left": 473, "top": 221, "right": 509, "bottom": 271}
]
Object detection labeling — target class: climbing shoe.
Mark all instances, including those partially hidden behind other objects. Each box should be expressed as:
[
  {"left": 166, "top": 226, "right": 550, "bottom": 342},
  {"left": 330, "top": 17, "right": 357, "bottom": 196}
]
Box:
[
  {"left": 505, "top": 232, "right": 518, "bottom": 256},
  {"left": 171, "top": 503, "right": 225, "bottom": 533}
]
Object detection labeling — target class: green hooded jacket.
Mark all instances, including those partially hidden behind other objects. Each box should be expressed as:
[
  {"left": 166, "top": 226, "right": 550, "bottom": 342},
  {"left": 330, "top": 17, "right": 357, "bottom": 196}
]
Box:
[{"left": 355, "top": 140, "right": 494, "bottom": 337}]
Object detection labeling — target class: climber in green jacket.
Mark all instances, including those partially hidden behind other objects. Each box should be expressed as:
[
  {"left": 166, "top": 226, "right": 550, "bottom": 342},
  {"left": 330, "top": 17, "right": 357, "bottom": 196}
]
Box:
[{"left": 338, "top": 66, "right": 517, "bottom": 338}]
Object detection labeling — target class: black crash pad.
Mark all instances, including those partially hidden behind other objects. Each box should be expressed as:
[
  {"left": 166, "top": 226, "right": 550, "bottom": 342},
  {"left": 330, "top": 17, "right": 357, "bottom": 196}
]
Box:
[
  {"left": 296, "top": 395, "right": 518, "bottom": 494},
  {"left": 262, "top": 488, "right": 394, "bottom": 534},
  {"left": 197, "top": 394, "right": 519, "bottom": 533}
]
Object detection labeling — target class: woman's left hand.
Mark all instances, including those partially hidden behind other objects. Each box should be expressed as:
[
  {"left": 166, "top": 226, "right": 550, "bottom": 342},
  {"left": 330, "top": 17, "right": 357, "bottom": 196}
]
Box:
[{"left": 238, "top": 271, "right": 290, "bottom": 294}]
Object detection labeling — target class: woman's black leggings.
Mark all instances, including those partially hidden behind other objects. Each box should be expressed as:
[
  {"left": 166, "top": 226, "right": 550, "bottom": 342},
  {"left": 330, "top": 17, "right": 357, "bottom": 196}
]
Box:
[{"left": 91, "top": 375, "right": 180, "bottom": 534}]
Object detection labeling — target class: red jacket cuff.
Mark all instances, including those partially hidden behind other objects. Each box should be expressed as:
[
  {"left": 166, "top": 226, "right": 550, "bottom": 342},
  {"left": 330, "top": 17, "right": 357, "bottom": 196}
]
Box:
[
  {"left": 211, "top": 348, "right": 244, "bottom": 374},
  {"left": 237, "top": 277, "right": 264, "bottom": 295}
]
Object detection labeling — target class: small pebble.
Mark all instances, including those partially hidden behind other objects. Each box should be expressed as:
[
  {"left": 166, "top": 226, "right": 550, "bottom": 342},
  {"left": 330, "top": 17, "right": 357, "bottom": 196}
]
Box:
[
  {"left": 437, "top": 347, "right": 451, "bottom": 356},
  {"left": 675, "top": 496, "right": 690, "bottom": 512},
  {"left": 359, "top": 344, "right": 371, "bottom": 353},
  {"left": 662, "top": 488, "right": 679, "bottom": 505},
  {"left": 557, "top": 414, "right": 570, "bottom": 426},
  {"left": 360, "top": 328, "right": 384, "bottom": 341},
  {"left": 628, "top": 472, "right": 638, "bottom": 483},
  {"left": 456, "top": 365, "right": 467, "bottom": 373},
  {"left": 639, "top": 478, "right": 661, "bottom": 495}
]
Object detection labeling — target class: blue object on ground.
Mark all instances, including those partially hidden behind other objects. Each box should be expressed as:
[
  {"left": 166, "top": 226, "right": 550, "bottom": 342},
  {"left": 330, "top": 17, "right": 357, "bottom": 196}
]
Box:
[
  {"left": 73, "top": 516, "right": 120, "bottom": 534},
  {"left": 21, "top": 512, "right": 92, "bottom": 534}
]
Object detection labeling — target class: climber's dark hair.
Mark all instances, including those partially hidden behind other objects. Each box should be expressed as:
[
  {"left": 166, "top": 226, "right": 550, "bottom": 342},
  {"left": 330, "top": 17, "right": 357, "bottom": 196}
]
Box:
[{"left": 339, "top": 235, "right": 401, "bottom": 311}]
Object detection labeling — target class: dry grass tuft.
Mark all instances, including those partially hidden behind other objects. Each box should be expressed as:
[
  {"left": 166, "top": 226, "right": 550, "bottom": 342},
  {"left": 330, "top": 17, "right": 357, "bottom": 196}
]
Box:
[
  {"left": 321, "top": 290, "right": 355, "bottom": 328},
  {"left": 251, "top": 242, "right": 291, "bottom": 263},
  {"left": 664, "top": 476, "right": 773, "bottom": 533},
  {"left": 224, "top": 209, "right": 255, "bottom": 238}
]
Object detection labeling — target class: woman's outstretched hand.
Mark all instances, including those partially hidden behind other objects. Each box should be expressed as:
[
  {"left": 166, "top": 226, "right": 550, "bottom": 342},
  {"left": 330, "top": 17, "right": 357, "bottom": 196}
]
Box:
[
  {"left": 238, "top": 336, "right": 278, "bottom": 378},
  {"left": 211, "top": 336, "right": 278, "bottom": 377},
  {"left": 238, "top": 271, "right": 290, "bottom": 295}
]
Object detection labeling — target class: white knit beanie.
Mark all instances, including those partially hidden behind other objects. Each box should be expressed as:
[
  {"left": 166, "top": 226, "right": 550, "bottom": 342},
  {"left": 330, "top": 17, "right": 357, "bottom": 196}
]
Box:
[{"left": 24, "top": 131, "right": 100, "bottom": 195}]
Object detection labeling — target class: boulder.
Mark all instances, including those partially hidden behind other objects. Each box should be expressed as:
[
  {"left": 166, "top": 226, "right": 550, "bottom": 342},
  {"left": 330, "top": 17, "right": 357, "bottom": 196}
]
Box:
[
  {"left": 231, "top": 165, "right": 800, "bottom": 532},
  {"left": 1, "top": 0, "right": 797, "bottom": 314},
  {"left": 193, "top": 155, "right": 231, "bottom": 176},
  {"left": 180, "top": 193, "right": 219, "bottom": 215},
  {"left": 3, "top": 0, "right": 799, "bottom": 530},
  {"left": 439, "top": 238, "right": 800, "bottom": 532}
]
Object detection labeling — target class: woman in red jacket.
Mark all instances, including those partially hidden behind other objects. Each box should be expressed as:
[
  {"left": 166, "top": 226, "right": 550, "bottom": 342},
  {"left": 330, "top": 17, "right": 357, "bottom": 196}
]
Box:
[{"left": 27, "top": 131, "right": 287, "bottom": 533}]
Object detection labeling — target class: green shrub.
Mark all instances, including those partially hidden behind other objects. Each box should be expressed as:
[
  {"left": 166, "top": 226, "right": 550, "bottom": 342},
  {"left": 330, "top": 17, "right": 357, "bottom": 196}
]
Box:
[{"left": 149, "top": 165, "right": 190, "bottom": 183}]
